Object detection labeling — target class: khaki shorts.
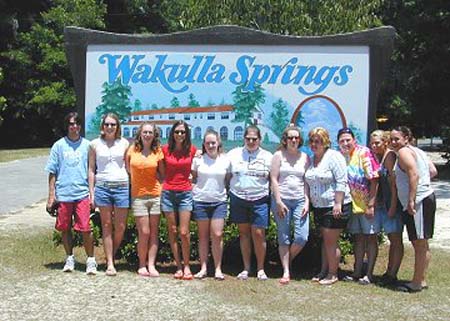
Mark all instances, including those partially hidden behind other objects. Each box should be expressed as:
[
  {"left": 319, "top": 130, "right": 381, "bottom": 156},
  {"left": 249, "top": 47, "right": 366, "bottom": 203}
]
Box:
[{"left": 131, "top": 196, "right": 161, "bottom": 216}]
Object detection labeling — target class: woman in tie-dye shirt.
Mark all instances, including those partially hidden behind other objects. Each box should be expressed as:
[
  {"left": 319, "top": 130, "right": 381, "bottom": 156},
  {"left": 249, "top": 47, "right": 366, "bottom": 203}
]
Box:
[{"left": 338, "top": 127, "right": 380, "bottom": 285}]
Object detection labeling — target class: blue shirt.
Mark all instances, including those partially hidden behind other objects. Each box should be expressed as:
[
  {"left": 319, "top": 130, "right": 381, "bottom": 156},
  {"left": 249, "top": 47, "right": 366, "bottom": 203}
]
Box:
[{"left": 45, "top": 136, "right": 90, "bottom": 202}]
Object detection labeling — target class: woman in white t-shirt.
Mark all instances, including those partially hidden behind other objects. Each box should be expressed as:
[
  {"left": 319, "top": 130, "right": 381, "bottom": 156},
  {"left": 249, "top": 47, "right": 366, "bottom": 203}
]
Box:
[
  {"left": 191, "top": 130, "right": 231, "bottom": 280},
  {"left": 88, "top": 113, "right": 129, "bottom": 276}
]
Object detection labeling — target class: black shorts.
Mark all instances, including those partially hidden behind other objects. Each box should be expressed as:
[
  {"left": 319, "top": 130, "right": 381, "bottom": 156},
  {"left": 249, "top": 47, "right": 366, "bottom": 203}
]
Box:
[
  {"left": 402, "top": 193, "right": 436, "bottom": 241},
  {"left": 314, "top": 202, "right": 352, "bottom": 229}
]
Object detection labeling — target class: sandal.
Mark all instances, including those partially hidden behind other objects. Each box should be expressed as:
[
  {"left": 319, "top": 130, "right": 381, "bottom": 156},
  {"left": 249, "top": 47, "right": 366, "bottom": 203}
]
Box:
[
  {"left": 396, "top": 283, "right": 422, "bottom": 293},
  {"left": 279, "top": 276, "right": 290, "bottom": 285},
  {"left": 194, "top": 271, "right": 207, "bottom": 280},
  {"left": 257, "top": 270, "right": 268, "bottom": 281},
  {"left": 173, "top": 270, "right": 184, "bottom": 279},
  {"left": 182, "top": 272, "right": 193, "bottom": 280},
  {"left": 311, "top": 272, "right": 327, "bottom": 282},
  {"left": 214, "top": 273, "right": 225, "bottom": 281},
  {"left": 105, "top": 266, "right": 117, "bottom": 276},
  {"left": 358, "top": 275, "right": 372, "bottom": 285},
  {"left": 237, "top": 270, "right": 249, "bottom": 280},
  {"left": 319, "top": 275, "right": 338, "bottom": 285},
  {"left": 137, "top": 267, "right": 150, "bottom": 277}
]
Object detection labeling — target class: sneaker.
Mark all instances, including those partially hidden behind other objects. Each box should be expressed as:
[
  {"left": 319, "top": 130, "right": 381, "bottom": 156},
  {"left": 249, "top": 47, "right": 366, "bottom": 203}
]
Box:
[
  {"left": 358, "top": 275, "right": 371, "bottom": 285},
  {"left": 62, "top": 255, "right": 75, "bottom": 272},
  {"left": 86, "top": 257, "right": 97, "bottom": 275},
  {"left": 319, "top": 275, "right": 338, "bottom": 285}
]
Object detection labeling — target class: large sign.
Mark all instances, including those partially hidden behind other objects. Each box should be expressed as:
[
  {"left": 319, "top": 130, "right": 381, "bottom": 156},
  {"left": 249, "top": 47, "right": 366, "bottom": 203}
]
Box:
[{"left": 65, "top": 26, "right": 395, "bottom": 150}]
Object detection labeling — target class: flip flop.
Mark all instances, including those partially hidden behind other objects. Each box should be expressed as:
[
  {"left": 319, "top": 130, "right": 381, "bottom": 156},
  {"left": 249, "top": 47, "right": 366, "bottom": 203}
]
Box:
[
  {"left": 257, "top": 270, "right": 268, "bottom": 281},
  {"left": 173, "top": 270, "right": 184, "bottom": 279},
  {"left": 396, "top": 283, "right": 422, "bottom": 293},
  {"left": 137, "top": 268, "right": 150, "bottom": 277},
  {"left": 182, "top": 272, "right": 194, "bottom": 280},
  {"left": 194, "top": 271, "right": 207, "bottom": 279},
  {"left": 279, "top": 276, "right": 290, "bottom": 285},
  {"left": 214, "top": 273, "right": 225, "bottom": 281},
  {"left": 105, "top": 267, "right": 117, "bottom": 276}
]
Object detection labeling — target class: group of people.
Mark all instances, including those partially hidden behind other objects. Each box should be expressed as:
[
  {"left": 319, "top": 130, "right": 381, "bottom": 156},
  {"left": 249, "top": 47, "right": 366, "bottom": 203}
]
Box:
[{"left": 46, "top": 111, "right": 437, "bottom": 293}]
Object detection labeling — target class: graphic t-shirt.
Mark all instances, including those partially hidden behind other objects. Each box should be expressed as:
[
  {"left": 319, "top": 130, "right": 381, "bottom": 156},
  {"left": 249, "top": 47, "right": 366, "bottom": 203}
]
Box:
[
  {"left": 345, "top": 144, "right": 380, "bottom": 214},
  {"left": 228, "top": 147, "right": 272, "bottom": 201},
  {"left": 127, "top": 147, "right": 164, "bottom": 198},
  {"left": 45, "top": 136, "right": 90, "bottom": 202}
]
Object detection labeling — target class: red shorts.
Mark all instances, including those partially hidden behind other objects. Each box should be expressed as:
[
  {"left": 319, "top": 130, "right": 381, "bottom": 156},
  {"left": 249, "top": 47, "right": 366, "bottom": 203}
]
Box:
[{"left": 55, "top": 197, "right": 91, "bottom": 232}]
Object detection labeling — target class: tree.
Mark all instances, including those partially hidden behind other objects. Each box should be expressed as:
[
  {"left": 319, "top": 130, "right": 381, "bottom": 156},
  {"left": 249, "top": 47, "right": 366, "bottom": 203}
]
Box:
[
  {"left": 89, "top": 78, "right": 132, "bottom": 135},
  {"left": 132, "top": 99, "right": 142, "bottom": 112},
  {"left": 187, "top": 93, "right": 200, "bottom": 107},
  {"left": 151, "top": 103, "right": 159, "bottom": 110},
  {"left": 232, "top": 83, "right": 265, "bottom": 127},
  {"left": 270, "top": 98, "right": 289, "bottom": 137},
  {"left": 170, "top": 96, "right": 180, "bottom": 108},
  {"left": 0, "top": 0, "right": 106, "bottom": 147},
  {"left": 379, "top": 0, "right": 450, "bottom": 137}
]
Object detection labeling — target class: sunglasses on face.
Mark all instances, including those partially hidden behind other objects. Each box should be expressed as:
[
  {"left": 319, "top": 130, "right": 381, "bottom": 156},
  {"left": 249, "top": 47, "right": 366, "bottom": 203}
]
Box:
[
  {"left": 142, "top": 130, "right": 153, "bottom": 135},
  {"left": 103, "top": 123, "right": 117, "bottom": 128},
  {"left": 245, "top": 137, "right": 259, "bottom": 142},
  {"left": 287, "top": 136, "right": 300, "bottom": 141},
  {"left": 68, "top": 122, "right": 79, "bottom": 126},
  {"left": 174, "top": 130, "right": 186, "bottom": 135}
]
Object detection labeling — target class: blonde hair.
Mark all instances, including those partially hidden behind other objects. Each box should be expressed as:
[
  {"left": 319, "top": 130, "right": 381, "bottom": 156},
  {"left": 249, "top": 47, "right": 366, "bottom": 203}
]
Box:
[
  {"left": 370, "top": 130, "right": 390, "bottom": 143},
  {"left": 308, "top": 127, "right": 331, "bottom": 148}
]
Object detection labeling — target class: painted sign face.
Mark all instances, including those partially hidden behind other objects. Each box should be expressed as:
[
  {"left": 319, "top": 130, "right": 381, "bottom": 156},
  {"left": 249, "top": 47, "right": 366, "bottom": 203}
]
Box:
[{"left": 85, "top": 44, "right": 369, "bottom": 151}]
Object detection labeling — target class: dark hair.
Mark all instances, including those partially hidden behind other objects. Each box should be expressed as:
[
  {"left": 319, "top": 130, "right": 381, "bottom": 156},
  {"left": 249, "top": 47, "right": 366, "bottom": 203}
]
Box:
[
  {"left": 201, "top": 129, "right": 223, "bottom": 155},
  {"left": 133, "top": 122, "right": 160, "bottom": 153},
  {"left": 279, "top": 125, "right": 303, "bottom": 150},
  {"left": 100, "top": 113, "right": 122, "bottom": 139},
  {"left": 337, "top": 127, "right": 354, "bottom": 140},
  {"left": 244, "top": 125, "right": 261, "bottom": 140},
  {"left": 168, "top": 120, "right": 191, "bottom": 154},
  {"left": 64, "top": 112, "right": 81, "bottom": 133},
  {"left": 392, "top": 126, "right": 414, "bottom": 144}
]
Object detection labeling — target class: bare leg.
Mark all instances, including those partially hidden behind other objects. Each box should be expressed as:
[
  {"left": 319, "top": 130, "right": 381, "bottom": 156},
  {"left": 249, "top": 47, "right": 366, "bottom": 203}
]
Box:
[
  {"left": 112, "top": 207, "right": 128, "bottom": 257},
  {"left": 165, "top": 212, "right": 182, "bottom": 274},
  {"left": 238, "top": 223, "right": 252, "bottom": 272},
  {"left": 323, "top": 228, "right": 342, "bottom": 277},
  {"left": 179, "top": 210, "right": 192, "bottom": 275},
  {"left": 135, "top": 216, "right": 150, "bottom": 273},
  {"left": 387, "top": 232, "right": 404, "bottom": 277},
  {"left": 251, "top": 226, "right": 266, "bottom": 273},
  {"left": 196, "top": 220, "right": 210, "bottom": 275},
  {"left": 147, "top": 215, "right": 160, "bottom": 276},
  {"left": 411, "top": 239, "right": 430, "bottom": 287},
  {"left": 99, "top": 206, "right": 115, "bottom": 270},
  {"left": 352, "top": 233, "right": 365, "bottom": 278},
  {"left": 279, "top": 245, "right": 290, "bottom": 278},
  {"left": 61, "top": 230, "right": 73, "bottom": 256},
  {"left": 366, "top": 234, "right": 379, "bottom": 280},
  {"left": 81, "top": 231, "right": 94, "bottom": 257},
  {"left": 210, "top": 219, "right": 224, "bottom": 277}
]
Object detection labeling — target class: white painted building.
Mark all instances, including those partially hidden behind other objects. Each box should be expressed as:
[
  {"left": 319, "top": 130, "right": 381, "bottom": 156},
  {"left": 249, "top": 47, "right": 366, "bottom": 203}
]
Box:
[{"left": 122, "top": 105, "right": 279, "bottom": 142}]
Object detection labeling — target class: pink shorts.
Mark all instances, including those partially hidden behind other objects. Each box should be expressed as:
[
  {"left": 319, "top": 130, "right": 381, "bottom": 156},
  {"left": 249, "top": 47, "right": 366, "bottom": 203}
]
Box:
[{"left": 55, "top": 197, "right": 91, "bottom": 232}]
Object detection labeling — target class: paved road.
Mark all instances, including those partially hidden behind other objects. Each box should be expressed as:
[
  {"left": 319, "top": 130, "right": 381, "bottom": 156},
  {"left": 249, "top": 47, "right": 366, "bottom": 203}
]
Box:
[{"left": 0, "top": 156, "right": 48, "bottom": 215}]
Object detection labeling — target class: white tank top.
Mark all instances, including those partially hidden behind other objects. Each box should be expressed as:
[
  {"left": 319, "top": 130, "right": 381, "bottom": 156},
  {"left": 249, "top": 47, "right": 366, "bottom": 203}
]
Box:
[{"left": 277, "top": 151, "right": 307, "bottom": 200}]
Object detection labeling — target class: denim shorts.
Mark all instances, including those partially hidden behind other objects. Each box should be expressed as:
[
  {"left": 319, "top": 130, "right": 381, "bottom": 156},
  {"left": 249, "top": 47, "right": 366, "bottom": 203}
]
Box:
[
  {"left": 95, "top": 184, "right": 129, "bottom": 208},
  {"left": 229, "top": 193, "right": 269, "bottom": 229},
  {"left": 271, "top": 197, "right": 309, "bottom": 246},
  {"left": 161, "top": 190, "right": 193, "bottom": 213},
  {"left": 347, "top": 210, "right": 381, "bottom": 235},
  {"left": 193, "top": 201, "right": 227, "bottom": 220},
  {"left": 375, "top": 204, "right": 403, "bottom": 234}
]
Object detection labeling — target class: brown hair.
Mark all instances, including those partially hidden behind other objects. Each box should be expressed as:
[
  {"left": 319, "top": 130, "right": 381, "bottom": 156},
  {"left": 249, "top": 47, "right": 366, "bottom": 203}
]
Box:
[
  {"left": 133, "top": 122, "right": 160, "bottom": 153},
  {"left": 100, "top": 113, "right": 121, "bottom": 140},
  {"left": 308, "top": 127, "right": 331, "bottom": 149},
  {"left": 201, "top": 129, "right": 223, "bottom": 155},
  {"left": 279, "top": 125, "right": 303, "bottom": 150},
  {"left": 168, "top": 120, "right": 192, "bottom": 154}
]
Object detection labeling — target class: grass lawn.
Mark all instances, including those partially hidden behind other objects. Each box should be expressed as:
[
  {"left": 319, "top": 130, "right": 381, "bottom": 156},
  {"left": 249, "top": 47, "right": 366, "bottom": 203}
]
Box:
[
  {"left": 1, "top": 230, "right": 450, "bottom": 320},
  {"left": 0, "top": 148, "right": 49, "bottom": 163}
]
